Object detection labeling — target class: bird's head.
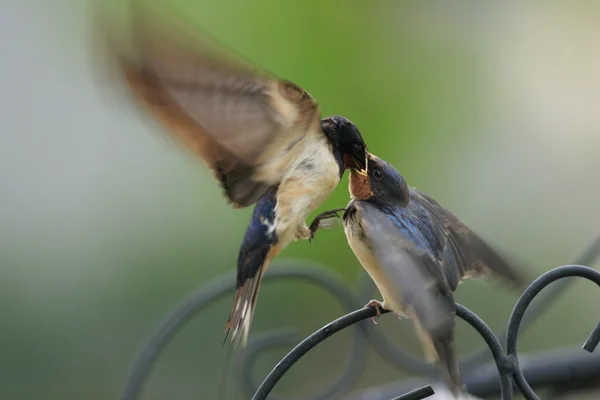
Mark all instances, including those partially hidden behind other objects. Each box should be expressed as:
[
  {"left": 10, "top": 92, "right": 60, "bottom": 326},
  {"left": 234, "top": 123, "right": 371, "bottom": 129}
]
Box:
[
  {"left": 321, "top": 116, "right": 367, "bottom": 173},
  {"left": 349, "top": 152, "right": 410, "bottom": 206}
]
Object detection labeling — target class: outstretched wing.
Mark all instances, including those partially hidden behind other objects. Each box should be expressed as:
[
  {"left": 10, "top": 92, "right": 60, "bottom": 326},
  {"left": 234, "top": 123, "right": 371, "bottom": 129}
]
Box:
[
  {"left": 355, "top": 201, "right": 462, "bottom": 391},
  {"left": 410, "top": 189, "right": 528, "bottom": 290},
  {"left": 95, "top": 3, "right": 322, "bottom": 207}
]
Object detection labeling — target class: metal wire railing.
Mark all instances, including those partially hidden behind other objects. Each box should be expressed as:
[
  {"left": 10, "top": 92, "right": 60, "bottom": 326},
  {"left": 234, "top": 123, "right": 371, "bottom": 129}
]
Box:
[{"left": 122, "top": 235, "right": 600, "bottom": 400}]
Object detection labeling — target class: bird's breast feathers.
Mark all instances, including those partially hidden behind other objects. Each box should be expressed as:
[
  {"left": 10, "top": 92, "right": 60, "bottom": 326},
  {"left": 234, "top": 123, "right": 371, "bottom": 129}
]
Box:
[
  {"left": 271, "top": 136, "right": 341, "bottom": 242},
  {"left": 344, "top": 205, "right": 406, "bottom": 314}
]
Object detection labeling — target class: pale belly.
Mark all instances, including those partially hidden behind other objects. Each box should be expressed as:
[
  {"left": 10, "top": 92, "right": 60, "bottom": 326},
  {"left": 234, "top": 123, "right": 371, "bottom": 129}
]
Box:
[
  {"left": 273, "top": 140, "right": 341, "bottom": 246},
  {"left": 345, "top": 221, "right": 406, "bottom": 316}
]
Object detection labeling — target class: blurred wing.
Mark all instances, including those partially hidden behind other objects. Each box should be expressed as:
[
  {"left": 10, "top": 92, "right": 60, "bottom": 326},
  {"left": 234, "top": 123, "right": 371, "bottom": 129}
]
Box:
[
  {"left": 411, "top": 189, "right": 528, "bottom": 289},
  {"left": 356, "top": 202, "right": 456, "bottom": 336},
  {"left": 96, "top": 4, "right": 322, "bottom": 207}
]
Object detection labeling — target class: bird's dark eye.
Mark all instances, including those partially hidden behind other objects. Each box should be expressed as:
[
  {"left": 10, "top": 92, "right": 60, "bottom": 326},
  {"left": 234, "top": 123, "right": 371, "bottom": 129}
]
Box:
[
  {"left": 352, "top": 143, "right": 363, "bottom": 153},
  {"left": 373, "top": 169, "right": 383, "bottom": 181}
]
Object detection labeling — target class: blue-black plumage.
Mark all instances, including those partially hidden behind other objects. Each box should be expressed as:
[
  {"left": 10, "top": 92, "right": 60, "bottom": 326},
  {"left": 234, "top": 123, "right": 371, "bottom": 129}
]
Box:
[
  {"left": 226, "top": 188, "right": 278, "bottom": 345},
  {"left": 224, "top": 116, "right": 368, "bottom": 347},
  {"left": 100, "top": 6, "right": 371, "bottom": 348},
  {"left": 311, "top": 153, "right": 527, "bottom": 395}
]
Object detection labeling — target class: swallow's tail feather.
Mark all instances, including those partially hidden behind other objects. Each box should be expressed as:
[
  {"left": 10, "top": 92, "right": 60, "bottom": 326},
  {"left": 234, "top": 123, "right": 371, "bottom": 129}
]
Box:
[
  {"left": 226, "top": 243, "right": 280, "bottom": 347},
  {"left": 412, "top": 314, "right": 463, "bottom": 396},
  {"left": 225, "top": 189, "right": 279, "bottom": 347},
  {"left": 431, "top": 327, "right": 463, "bottom": 396},
  {"left": 226, "top": 267, "right": 266, "bottom": 347},
  {"left": 408, "top": 277, "right": 464, "bottom": 397}
]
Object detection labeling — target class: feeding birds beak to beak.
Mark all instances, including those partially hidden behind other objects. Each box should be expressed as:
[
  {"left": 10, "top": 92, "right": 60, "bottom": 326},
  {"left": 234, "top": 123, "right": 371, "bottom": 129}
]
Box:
[
  {"left": 343, "top": 147, "right": 369, "bottom": 177},
  {"left": 96, "top": 0, "right": 373, "bottom": 351}
]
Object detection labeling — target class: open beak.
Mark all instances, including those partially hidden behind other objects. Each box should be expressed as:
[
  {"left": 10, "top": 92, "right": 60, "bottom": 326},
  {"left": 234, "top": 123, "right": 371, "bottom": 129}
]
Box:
[
  {"left": 353, "top": 163, "right": 368, "bottom": 176},
  {"left": 351, "top": 151, "right": 368, "bottom": 176}
]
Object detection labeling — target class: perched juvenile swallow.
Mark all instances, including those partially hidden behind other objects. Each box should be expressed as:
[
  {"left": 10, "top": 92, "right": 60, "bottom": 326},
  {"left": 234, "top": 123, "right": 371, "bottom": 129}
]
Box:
[
  {"left": 96, "top": 5, "right": 368, "bottom": 346},
  {"left": 310, "top": 153, "right": 526, "bottom": 395}
]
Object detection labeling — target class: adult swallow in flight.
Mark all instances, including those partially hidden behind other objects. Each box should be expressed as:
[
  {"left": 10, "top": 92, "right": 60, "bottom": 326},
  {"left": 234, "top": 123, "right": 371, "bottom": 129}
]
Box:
[
  {"left": 96, "top": 6, "right": 368, "bottom": 347},
  {"left": 310, "top": 153, "right": 526, "bottom": 395}
]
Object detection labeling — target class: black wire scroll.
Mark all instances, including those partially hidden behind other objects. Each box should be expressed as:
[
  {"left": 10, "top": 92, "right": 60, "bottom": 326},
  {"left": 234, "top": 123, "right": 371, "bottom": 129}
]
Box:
[
  {"left": 253, "top": 265, "right": 600, "bottom": 400},
  {"left": 505, "top": 265, "right": 600, "bottom": 400},
  {"left": 121, "top": 235, "right": 600, "bottom": 400}
]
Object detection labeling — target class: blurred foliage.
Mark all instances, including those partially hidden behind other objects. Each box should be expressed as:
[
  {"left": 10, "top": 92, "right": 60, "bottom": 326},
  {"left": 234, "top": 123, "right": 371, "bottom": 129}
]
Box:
[{"left": 1, "top": 0, "right": 599, "bottom": 399}]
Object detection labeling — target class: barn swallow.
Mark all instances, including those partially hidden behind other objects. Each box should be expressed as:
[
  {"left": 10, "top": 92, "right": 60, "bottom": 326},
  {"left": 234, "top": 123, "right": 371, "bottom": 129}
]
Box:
[
  {"left": 96, "top": 5, "right": 368, "bottom": 347},
  {"left": 310, "top": 153, "right": 526, "bottom": 395}
]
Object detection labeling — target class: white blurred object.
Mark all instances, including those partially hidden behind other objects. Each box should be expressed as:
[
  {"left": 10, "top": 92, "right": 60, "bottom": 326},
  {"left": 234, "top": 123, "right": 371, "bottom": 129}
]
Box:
[
  {"left": 428, "top": 384, "right": 484, "bottom": 400},
  {"left": 347, "top": 383, "right": 484, "bottom": 400}
]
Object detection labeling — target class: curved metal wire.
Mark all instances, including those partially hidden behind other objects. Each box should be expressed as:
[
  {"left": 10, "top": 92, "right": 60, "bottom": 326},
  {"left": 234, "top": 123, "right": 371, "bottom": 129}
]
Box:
[
  {"left": 120, "top": 260, "right": 367, "bottom": 400},
  {"left": 344, "top": 347, "right": 600, "bottom": 400},
  {"left": 355, "top": 234, "right": 600, "bottom": 375},
  {"left": 240, "top": 234, "right": 600, "bottom": 397},
  {"left": 250, "top": 307, "right": 392, "bottom": 400},
  {"left": 391, "top": 386, "right": 435, "bottom": 400},
  {"left": 506, "top": 265, "right": 600, "bottom": 400},
  {"left": 255, "top": 264, "right": 600, "bottom": 400},
  {"left": 121, "top": 234, "right": 600, "bottom": 400},
  {"left": 251, "top": 303, "right": 514, "bottom": 400},
  {"left": 234, "top": 264, "right": 371, "bottom": 400}
]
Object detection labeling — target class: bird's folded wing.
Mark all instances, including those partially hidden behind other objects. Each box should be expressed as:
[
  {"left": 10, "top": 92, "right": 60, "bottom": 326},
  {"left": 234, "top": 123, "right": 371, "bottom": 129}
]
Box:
[
  {"left": 411, "top": 189, "right": 528, "bottom": 289},
  {"left": 95, "top": 3, "right": 322, "bottom": 207},
  {"left": 356, "top": 202, "right": 456, "bottom": 335}
]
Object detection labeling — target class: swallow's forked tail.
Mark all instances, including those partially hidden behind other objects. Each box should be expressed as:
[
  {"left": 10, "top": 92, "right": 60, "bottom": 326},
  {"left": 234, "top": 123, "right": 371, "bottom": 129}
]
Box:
[
  {"left": 413, "top": 316, "right": 464, "bottom": 397},
  {"left": 225, "top": 189, "right": 279, "bottom": 347},
  {"left": 409, "top": 277, "right": 465, "bottom": 397},
  {"left": 432, "top": 328, "right": 463, "bottom": 396},
  {"left": 225, "top": 266, "right": 267, "bottom": 347},
  {"left": 410, "top": 312, "right": 462, "bottom": 393}
]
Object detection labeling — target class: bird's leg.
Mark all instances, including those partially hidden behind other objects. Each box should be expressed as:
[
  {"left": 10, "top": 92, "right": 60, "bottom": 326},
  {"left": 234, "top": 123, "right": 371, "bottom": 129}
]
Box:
[
  {"left": 308, "top": 208, "right": 346, "bottom": 242},
  {"left": 365, "top": 299, "right": 387, "bottom": 324}
]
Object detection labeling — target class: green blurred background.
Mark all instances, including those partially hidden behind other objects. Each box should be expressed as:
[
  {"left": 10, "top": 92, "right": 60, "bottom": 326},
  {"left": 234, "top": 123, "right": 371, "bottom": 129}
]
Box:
[{"left": 2, "top": 0, "right": 600, "bottom": 399}]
